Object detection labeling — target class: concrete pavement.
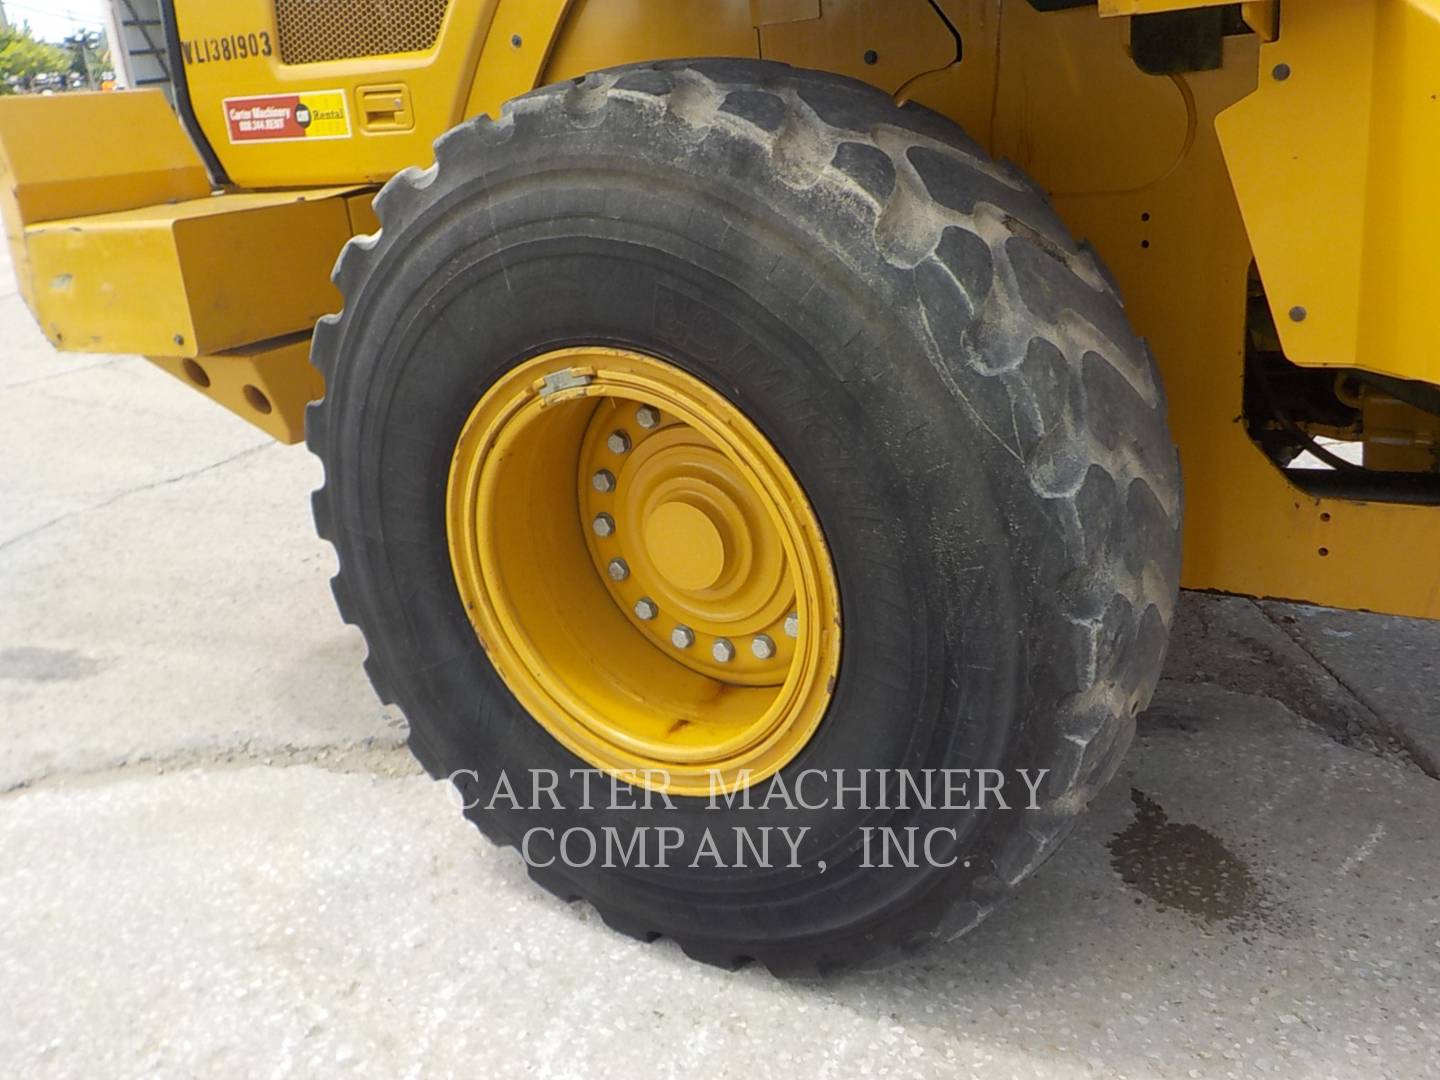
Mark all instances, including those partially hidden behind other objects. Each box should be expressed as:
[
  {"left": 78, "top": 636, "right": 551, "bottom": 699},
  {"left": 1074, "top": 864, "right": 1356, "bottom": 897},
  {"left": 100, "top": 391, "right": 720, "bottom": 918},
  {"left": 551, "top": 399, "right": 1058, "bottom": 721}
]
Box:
[{"left": 3, "top": 245, "right": 1439, "bottom": 1078}]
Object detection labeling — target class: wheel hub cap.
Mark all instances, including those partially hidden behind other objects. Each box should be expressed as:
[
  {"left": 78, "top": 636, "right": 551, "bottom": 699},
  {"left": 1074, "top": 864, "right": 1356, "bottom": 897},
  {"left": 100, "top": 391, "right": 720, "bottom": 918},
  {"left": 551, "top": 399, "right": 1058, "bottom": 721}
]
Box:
[{"left": 645, "top": 502, "right": 725, "bottom": 591}]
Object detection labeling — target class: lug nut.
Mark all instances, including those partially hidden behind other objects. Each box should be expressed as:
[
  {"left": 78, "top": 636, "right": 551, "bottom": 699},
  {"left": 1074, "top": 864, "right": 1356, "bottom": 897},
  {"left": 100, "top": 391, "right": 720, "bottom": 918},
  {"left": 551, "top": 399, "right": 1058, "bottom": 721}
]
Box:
[
  {"left": 634, "top": 597, "right": 658, "bottom": 621},
  {"left": 607, "top": 430, "right": 632, "bottom": 454},
  {"left": 592, "top": 513, "right": 615, "bottom": 538},
  {"left": 751, "top": 634, "right": 776, "bottom": 660},
  {"left": 712, "top": 638, "right": 736, "bottom": 663},
  {"left": 592, "top": 469, "right": 616, "bottom": 493},
  {"left": 783, "top": 612, "right": 800, "bottom": 639},
  {"left": 607, "top": 558, "right": 630, "bottom": 582},
  {"left": 635, "top": 405, "right": 661, "bottom": 429},
  {"left": 671, "top": 625, "right": 695, "bottom": 650}
]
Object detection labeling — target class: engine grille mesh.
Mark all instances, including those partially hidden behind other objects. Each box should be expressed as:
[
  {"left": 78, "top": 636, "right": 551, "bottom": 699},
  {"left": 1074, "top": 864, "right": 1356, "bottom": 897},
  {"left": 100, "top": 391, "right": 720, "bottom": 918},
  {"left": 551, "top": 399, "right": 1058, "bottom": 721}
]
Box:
[{"left": 275, "top": 0, "right": 449, "bottom": 65}]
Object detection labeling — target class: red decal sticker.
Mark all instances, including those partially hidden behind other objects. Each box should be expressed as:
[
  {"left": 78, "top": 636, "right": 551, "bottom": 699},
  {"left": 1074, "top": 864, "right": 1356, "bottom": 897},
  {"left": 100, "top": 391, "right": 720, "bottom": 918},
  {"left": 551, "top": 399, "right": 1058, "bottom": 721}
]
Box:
[{"left": 224, "top": 90, "right": 351, "bottom": 143}]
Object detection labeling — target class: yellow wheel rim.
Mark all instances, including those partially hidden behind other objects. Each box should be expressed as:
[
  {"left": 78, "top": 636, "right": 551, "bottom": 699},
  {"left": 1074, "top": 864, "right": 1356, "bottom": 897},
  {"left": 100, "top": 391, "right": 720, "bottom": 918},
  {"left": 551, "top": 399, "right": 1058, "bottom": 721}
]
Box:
[{"left": 446, "top": 348, "right": 841, "bottom": 796}]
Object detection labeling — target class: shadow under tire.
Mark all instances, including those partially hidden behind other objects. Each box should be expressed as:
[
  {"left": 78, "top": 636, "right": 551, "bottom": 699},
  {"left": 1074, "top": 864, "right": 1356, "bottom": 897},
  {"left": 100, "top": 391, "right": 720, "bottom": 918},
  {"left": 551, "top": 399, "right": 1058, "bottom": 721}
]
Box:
[{"left": 306, "top": 59, "right": 1182, "bottom": 975}]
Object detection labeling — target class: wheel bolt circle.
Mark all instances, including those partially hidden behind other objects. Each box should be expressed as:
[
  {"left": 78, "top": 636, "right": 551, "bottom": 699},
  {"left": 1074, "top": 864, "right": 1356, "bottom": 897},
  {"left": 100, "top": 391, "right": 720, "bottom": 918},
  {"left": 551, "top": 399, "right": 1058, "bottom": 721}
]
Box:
[{"left": 588, "top": 403, "right": 801, "bottom": 676}]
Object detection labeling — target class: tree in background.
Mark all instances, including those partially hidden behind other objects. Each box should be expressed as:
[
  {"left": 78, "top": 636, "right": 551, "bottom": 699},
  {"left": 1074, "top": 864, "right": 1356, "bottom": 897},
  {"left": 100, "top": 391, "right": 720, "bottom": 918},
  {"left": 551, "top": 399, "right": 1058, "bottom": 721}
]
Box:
[
  {"left": 0, "top": 23, "right": 71, "bottom": 93},
  {"left": 65, "top": 29, "right": 106, "bottom": 90}
]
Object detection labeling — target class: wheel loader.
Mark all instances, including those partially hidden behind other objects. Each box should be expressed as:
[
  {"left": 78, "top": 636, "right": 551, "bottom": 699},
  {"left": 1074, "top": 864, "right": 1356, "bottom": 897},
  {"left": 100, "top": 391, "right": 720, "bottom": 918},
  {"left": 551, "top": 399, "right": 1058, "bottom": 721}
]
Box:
[{"left": 1, "top": 0, "right": 1436, "bottom": 973}]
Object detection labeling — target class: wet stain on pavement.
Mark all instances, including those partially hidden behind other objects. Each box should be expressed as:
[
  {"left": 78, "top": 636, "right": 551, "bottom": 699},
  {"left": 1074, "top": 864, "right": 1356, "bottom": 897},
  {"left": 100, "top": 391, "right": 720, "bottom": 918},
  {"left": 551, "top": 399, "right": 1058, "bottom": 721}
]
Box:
[
  {"left": 0, "top": 646, "right": 103, "bottom": 683},
  {"left": 1108, "top": 789, "right": 1263, "bottom": 926}
]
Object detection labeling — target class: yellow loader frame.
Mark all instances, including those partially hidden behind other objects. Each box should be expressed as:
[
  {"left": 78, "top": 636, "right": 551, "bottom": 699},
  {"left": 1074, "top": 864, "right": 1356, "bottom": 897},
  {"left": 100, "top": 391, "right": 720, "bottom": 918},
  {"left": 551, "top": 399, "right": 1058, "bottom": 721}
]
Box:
[{"left": 1, "top": 0, "right": 1438, "bottom": 618}]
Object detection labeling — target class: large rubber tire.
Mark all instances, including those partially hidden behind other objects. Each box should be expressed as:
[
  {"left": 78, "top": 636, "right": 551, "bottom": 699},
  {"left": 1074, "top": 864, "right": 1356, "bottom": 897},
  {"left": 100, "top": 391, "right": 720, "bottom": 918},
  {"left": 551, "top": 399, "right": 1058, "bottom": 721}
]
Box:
[{"left": 307, "top": 60, "right": 1182, "bottom": 974}]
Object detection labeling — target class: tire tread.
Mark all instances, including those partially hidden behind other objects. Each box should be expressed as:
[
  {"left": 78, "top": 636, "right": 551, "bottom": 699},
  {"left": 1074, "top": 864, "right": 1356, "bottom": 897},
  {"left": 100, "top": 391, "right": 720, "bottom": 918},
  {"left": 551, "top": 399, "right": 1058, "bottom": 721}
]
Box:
[{"left": 307, "top": 58, "right": 1182, "bottom": 975}]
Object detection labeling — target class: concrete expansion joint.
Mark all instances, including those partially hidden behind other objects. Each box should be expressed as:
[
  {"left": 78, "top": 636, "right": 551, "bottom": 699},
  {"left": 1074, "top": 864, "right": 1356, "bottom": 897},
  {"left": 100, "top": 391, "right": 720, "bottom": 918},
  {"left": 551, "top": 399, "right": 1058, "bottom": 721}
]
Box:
[
  {"left": 1254, "top": 600, "right": 1440, "bottom": 782},
  {"left": 0, "top": 441, "right": 275, "bottom": 555},
  {"left": 1, "top": 737, "right": 418, "bottom": 798}
]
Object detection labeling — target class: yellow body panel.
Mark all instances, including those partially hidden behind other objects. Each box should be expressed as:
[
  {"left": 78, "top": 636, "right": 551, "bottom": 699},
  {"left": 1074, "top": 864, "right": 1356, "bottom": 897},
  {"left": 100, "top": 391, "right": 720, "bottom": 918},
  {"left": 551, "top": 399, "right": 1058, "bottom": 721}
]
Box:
[
  {"left": 1099, "top": 0, "right": 1236, "bottom": 13},
  {"left": 0, "top": 91, "right": 211, "bottom": 226},
  {"left": 23, "top": 188, "right": 361, "bottom": 356},
  {"left": 1103, "top": 0, "right": 1278, "bottom": 35},
  {"left": 896, "top": 3, "right": 999, "bottom": 145},
  {"left": 149, "top": 334, "right": 322, "bottom": 445},
  {"left": 1217, "top": 0, "right": 1440, "bottom": 387},
  {"left": 544, "top": 0, "right": 758, "bottom": 87},
  {"left": 0, "top": 0, "right": 1436, "bottom": 619},
  {"left": 756, "top": 0, "right": 956, "bottom": 94},
  {"left": 465, "top": 0, "right": 577, "bottom": 122},
  {"left": 1363, "top": 392, "right": 1440, "bottom": 472},
  {"left": 174, "top": 0, "right": 499, "bottom": 186},
  {"left": 900, "top": 2, "right": 1440, "bottom": 618},
  {"left": 993, "top": 2, "right": 1194, "bottom": 195},
  {"left": 345, "top": 191, "right": 381, "bottom": 237},
  {"left": 991, "top": 5, "right": 1440, "bottom": 618},
  {"left": 0, "top": 90, "right": 214, "bottom": 317}
]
